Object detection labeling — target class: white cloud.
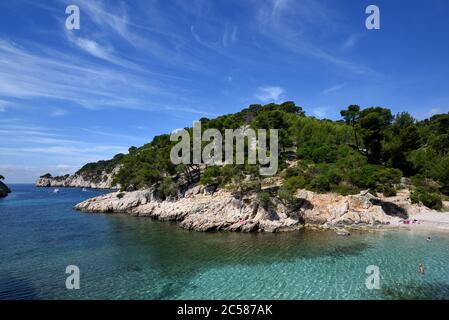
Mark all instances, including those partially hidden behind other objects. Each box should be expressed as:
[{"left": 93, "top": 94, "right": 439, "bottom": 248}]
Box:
[
  {"left": 256, "top": 86, "right": 285, "bottom": 103},
  {"left": 0, "top": 39, "right": 210, "bottom": 115},
  {"left": 312, "top": 106, "right": 330, "bottom": 119},
  {"left": 0, "top": 145, "right": 127, "bottom": 156},
  {"left": 428, "top": 108, "right": 443, "bottom": 117},
  {"left": 222, "top": 25, "right": 238, "bottom": 47},
  {"left": 0, "top": 120, "right": 131, "bottom": 182},
  {"left": 341, "top": 33, "right": 363, "bottom": 51},
  {"left": 254, "top": 0, "right": 376, "bottom": 75},
  {"left": 0, "top": 121, "right": 127, "bottom": 156},
  {"left": 82, "top": 128, "right": 147, "bottom": 142},
  {"left": 68, "top": 35, "right": 114, "bottom": 62},
  {"left": 0, "top": 99, "right": 11, "bottom": 112},
  {"left": 69, "top": 0, "right": 131, "bottom": 40},
  {"left": 69, "top": 0, "right": 181, "bottom": 64},
  {"left": 322, "top": 83, "right": 345, "bottom": 95},
  {"left": 49, "top": 108, "right": 68, "bottom": 117}
]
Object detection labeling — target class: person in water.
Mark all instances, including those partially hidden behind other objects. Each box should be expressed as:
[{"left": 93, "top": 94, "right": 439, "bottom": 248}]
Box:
[
  {"left": 427, "top": 236, "right": 431, "bottom": 241},
  {"left": 419, "top": 263, "right": 425, "bottom": 275}
]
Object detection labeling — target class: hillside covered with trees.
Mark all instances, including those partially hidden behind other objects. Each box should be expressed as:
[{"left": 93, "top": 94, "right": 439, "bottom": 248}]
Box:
[{"left": 52, "top": 102, "right": 449, "bottom": 210}]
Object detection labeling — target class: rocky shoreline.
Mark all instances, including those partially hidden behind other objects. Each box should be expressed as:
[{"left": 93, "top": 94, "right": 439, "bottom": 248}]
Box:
[
  {"left": 74, "top": 185, "right": 435, "bottom": 233},
  {"left": 35, "top": 167, "right": 120, "bottom": 189},
  {"left": 0, "top": 181, "right": 11, "bottom": 198}
]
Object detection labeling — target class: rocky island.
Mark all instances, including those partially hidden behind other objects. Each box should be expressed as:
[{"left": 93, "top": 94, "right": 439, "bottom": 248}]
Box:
[{"left": 0, "top": 176, "right": 11, "bottom": 198}]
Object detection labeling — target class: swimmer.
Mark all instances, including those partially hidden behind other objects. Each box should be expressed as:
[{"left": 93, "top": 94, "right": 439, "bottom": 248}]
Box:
[{"left": 419, "top": 263, "right": 425, "bottom": 275}]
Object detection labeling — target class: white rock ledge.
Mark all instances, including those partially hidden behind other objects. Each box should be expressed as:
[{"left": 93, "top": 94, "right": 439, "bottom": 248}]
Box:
[{"left": 73, "top": 187, "right": 424, "bottom": 233}]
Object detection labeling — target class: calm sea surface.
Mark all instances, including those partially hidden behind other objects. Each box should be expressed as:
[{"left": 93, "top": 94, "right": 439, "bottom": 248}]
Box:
[{"left": 1, "top": 184, "right": 449, "bottom": 300}]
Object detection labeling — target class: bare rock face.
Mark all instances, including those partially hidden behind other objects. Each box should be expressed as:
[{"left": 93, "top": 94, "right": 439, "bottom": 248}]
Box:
[
  {"left": 443, "top": 201, "right": 449, "bottom": 211},
  {"left": 74, "top": 186, "right": 409, "bottom": 233},
  {"left": 301, "top": 190, "right": 400, "bottom": 228},
  {"left": 36, "top": 167, "right": 120, "bottom": 189},
  {"left": 0, "top": 181, "right": 11, "bottom": 198}
]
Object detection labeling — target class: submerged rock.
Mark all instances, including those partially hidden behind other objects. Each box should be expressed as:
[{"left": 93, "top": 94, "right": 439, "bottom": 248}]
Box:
[{"left": 335, "top": 229, "right": 350, "bottom": 236}]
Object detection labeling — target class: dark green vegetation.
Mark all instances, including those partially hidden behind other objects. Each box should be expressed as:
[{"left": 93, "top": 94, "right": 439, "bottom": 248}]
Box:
[
  {"left": 55, "top": 102, "right": 449, "bottom": 209},
  {"left": 40, "top": 173, "right": 70, "bottom": 181}
]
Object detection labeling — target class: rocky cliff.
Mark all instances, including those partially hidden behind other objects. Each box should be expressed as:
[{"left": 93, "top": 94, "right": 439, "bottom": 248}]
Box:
[
  {"left": 36, "top": 166, "right": 120, "bottom": 189},
  {"left": 0, "top": 181, "right": 11, "bottom": 198},
  {"left": 74, "top": 186, "right": 414, "bottom": 233}
]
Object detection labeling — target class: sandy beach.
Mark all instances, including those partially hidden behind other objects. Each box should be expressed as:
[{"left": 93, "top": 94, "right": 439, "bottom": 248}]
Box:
[{"left": 389, "top": 208, "right": 449, "bottom": 233}]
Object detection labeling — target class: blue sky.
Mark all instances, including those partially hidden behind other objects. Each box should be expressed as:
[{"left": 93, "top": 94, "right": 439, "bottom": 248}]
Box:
[{"left": 1, "top": 0, "right": 449, "bottom": 183}]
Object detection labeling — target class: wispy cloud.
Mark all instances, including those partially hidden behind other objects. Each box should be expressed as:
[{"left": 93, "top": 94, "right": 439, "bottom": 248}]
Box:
[
  {"left": 0, "top": 118, "right": 130, "bottom": 181},
  {"left": 311, "top": 106, "right": 329, "bottom": 118},
  {"left": 69, "top": 0, "right": 205, "bottom": 70},
  {"left": 428, "top": 108, "right": 443, "bottom": 117},
  {"left": 0, "top": 105, "right": 5, "bottom": 112},
  {"left": 322, "top": 83, "right": 346, "bottom": 95},
  {"left": 81, "top": 128, "right": 147, "bottom": 143},
  {"left": 222, "top": 24, "right": 238, "bottom": 47},
  {"left": 342, "top": 33, "right": 364, "bottom": 51},
  {"left": 67, "top": 0, "right": 133, "bottom": 42},
  {"left": 0, "top": 39, "right": 209, "bottom": 115},
  {"left": 255, "top": 86, "right": 285, "bottom": 103},
  {"left": 49, "top": 108, "right": 68, "bottom": 117},
  {"left": 0, "top": 121, "right": 126, "bottom": 156},
  {"left": 254, "top": 0, "right": 375, "bottom": 75},
  {"left": 67, "top": 34, "right": 115, "bottom": 62},
  {"left": 0, "top": 145, "right": 126, "bottom": 156}
]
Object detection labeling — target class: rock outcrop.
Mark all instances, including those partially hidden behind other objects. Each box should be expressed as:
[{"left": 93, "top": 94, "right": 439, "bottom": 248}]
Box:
[
  {"left": 36, "top": 167, "right": 120, "bottom": 189},
  {"left": 74, "top": 186, "right": 409, "bottom": 233},
  {"left": 0, "top": 181, "right": 11, "bottom": 198}
]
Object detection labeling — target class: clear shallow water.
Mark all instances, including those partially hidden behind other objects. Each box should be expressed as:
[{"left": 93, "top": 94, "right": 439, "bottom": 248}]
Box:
[{"left": 1, "top": 184, "right": 449, "bottom": 300}]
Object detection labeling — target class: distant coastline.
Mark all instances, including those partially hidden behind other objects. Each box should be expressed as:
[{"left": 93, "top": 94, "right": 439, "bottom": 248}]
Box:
[{"left": 35, "top": 169, "right": 119, "bottom": 190}]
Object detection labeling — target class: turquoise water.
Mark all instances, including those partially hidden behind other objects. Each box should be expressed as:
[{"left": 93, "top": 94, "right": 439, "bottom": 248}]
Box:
[{"left": 1, "top": 184, "right": 449, "bottom": 300}]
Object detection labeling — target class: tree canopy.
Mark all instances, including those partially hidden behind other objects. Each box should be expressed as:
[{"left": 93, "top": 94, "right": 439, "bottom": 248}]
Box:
[{"left": 64, "top": 102, "right": 449, "bottom": 210}]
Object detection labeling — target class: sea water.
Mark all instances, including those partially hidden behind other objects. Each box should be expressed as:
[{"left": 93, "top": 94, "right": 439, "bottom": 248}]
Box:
[{"left": 1, "top": 185, "right": 448, "bottom": 300}]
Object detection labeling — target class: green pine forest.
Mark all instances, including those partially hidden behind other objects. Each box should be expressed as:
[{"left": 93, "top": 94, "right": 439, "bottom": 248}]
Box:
[{"left": 43, "top": 102, "right": 449, "bottom": 210}]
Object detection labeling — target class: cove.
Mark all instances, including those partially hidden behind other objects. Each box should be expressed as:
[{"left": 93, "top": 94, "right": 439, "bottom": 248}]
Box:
[{"left": 1, "top": 185, "right": 449, "bottom": 300}]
